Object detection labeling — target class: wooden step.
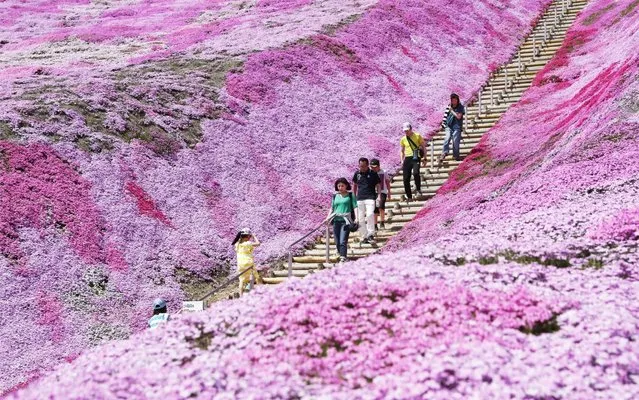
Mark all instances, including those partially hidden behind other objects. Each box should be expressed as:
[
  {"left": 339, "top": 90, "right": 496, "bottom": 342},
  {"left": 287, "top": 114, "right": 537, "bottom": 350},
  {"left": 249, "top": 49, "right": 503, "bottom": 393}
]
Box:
[
  {"left": 392, "top": 177, "right": 448, "bottom": 187},
  {"left": 385, "top": 204, "right": 429, "bottom": 216},
  {"left": 399, "top": 168, "right": 454, "bottom": 178},
  {"left": 428, "top": 144, "right": 482, "bottom": 153},
  {"left": 314, "top": 241, "right": 385, "bottom": 250},
  {"left": 293, "top": 253, "right": 368, "bottom": 263},
  {"left": 285, "top": 262, "right": 325, "bottom": 270},
  {"left": 388, "top": 183, "right": 439, "bottom": 192},
  {"left": 305, "top": 247, "right": 380, "bottom": 257},
  {"left": 272, "top": 269, "right": 314, "bottom": 278},
  {"left": 319, "top": 236, "right": 391, "bottom": 246},
  {"left": 263, "top": 277, "right": 288, "bottom": 284}
]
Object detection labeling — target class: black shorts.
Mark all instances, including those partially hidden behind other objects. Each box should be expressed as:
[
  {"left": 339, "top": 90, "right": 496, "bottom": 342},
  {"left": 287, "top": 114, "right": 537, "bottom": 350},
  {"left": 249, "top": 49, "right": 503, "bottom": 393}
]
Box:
[{"left": 374, "top": 193, "right": 388, "bottom": 214}]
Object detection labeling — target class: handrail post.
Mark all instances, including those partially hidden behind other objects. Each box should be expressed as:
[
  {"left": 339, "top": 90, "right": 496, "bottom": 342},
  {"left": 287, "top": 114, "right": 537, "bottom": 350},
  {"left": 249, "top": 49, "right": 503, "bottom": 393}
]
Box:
[
  {"left": 325, "top": 223, "right": 330, "bottom": 265},
  {"left": 518, "top": 53, "right": 522, "bottom": 72},
  {"left": 288, "top": 251, "right": 293, "bottom": 278},
  {"left": 544, "top": 20, "right": 548, "bottom": 42},
  {"left": 490, "top": 85, "right": 494, "bottom": 107},
  {"left": 504, "top": 68, "right": 508, "bottom": 91},
  {"left": 430, "top": 140, "right": 434, "bottom": 169}
]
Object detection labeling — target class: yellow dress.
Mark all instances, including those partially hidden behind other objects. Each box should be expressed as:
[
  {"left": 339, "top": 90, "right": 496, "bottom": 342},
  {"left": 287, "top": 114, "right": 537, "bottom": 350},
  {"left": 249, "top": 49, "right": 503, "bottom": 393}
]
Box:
[{"left": 235, "top": 241, "right": 262, "bottom": 293}]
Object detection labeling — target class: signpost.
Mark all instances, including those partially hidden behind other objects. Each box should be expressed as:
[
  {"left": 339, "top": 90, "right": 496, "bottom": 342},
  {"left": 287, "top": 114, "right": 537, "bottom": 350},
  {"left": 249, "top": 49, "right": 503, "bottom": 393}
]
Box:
[{"left": 182, "top": 301, "right": 205, "bottom": 312}]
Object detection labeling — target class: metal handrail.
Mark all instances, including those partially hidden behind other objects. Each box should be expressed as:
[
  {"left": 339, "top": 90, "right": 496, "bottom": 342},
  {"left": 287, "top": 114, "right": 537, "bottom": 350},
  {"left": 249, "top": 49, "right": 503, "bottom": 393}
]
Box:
[
  {"left": 287, "top": 217, "right": 333, "bottom": 277},
  {"left": 194, "top": 218, "right": 334, "bottom": 304},
  {"left": 197, "top": 265, "right": 256, "bottom": 303}
]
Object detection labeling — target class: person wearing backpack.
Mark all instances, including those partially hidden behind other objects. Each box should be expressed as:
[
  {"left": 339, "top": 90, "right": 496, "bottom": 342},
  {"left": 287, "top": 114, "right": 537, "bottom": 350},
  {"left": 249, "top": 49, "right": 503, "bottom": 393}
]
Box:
[
  {"left": 352, "top": 158, "right": 380, "bottom": 244},
  {"left": 439, "top": 93, "right": 465, "bottom": 164},
  {"left": 371, "top": 158, "right": 391, "bottom": 230},
  {"left": 400, "top": 122, "right": 426, "bottom": 200},
  {"left": 327, "top": 177, "right": 358, "bottom": 263}
]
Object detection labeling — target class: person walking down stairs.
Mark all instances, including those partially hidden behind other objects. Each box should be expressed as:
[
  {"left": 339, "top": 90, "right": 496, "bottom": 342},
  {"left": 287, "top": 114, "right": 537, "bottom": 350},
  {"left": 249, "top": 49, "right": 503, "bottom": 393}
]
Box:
[
  {"left": 232, "top": 228, "right": 263, "bottom": 296},
  {"left": 327, "top": 177, "right": 358, "bottom": 263},
  {"left": 148, "top": 298, "right": 170, "bottom": 330},
  {"left": 399, "top": 122, "right": 426, "bottom": 200},
  {"left": 439, "top": 93, "right": 466, "bottom": 164},
  {"left": 352, "top": 157, "right": 380, "bottom": 245},
  {"left": 370, "top": 158, "right": 391, "bottom": 231}
]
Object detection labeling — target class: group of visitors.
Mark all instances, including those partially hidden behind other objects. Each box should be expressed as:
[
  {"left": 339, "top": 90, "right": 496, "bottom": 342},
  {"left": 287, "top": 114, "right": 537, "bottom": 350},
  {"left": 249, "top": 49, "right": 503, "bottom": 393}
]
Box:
[
  {"left": 149, "top": 94, "right": 466, "bottom": 318},
  {"left": 329, "top": 93, "right": 465, "bottom": 263},
  {"left": 328, "top": 157, "right": 392, "bottom": 262}
]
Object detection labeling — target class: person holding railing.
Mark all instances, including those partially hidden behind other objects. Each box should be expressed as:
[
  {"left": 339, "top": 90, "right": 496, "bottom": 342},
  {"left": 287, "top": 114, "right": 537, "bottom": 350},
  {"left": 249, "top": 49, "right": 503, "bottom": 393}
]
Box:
[
  {"left": 231, "top": 228, "right": 263, "bottom": 296},
  {"left": 327, "top": 177, "right": 358, "bottom": 263},
  {"left": 439, "top": 93, "right": 465, "bottom": 164},
  {"left": 400, "top": 122, "right": 426, "bottom": 200}
]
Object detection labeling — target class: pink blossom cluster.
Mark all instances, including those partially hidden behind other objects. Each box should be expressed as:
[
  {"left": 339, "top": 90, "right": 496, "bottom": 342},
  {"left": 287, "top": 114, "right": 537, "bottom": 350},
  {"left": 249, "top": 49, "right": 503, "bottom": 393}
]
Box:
[
  {"left": 9, "top": 255, "right": 639, "bottom": 399},
  {"left": 0, "top": 0, "right": 375, "bottom": 69},
  {"left": 1, "top": 0, "right": 552, "bottom": 393}
]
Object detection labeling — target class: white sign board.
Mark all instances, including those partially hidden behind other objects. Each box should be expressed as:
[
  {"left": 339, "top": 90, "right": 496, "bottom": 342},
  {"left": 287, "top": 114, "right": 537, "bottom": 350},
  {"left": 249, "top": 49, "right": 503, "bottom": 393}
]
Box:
[{"left": 182, "top": 301, "right": 205, "bottom": 312}]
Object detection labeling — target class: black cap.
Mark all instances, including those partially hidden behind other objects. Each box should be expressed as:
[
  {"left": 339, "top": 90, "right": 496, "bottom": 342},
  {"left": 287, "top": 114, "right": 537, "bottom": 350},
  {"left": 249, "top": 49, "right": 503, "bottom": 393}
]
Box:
[{"left": 370, "top": 158, "right": 380, "bottom": 166}]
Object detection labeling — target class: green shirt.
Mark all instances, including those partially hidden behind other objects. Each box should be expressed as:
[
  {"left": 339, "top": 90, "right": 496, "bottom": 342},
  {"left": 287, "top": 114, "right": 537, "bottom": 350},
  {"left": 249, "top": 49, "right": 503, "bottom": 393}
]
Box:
[
  {"left": 332, "top": 193, "right": 357, "bottom": 222},
  {"left": 148, "top": 313, "right": 169, "bottom": 330}
]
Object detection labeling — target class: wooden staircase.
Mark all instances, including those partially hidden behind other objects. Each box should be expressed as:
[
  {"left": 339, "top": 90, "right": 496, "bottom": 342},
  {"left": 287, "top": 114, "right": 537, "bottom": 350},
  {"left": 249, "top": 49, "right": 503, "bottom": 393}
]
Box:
[{"left": 263, "top": 0, "right": 588, "bottom": 284}]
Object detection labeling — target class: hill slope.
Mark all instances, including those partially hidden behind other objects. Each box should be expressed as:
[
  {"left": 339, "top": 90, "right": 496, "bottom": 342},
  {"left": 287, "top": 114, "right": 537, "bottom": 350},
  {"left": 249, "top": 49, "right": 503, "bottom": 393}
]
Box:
[
  {"left": 0, "top": 0, "right": 551, "bottom": 394},
  {"left": 8, "top": 0, "right": 639, "bottom": 398}
]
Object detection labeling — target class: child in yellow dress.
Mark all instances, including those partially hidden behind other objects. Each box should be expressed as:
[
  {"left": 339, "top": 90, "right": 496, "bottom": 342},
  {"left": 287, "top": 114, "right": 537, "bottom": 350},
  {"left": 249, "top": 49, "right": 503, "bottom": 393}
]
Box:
[{"left": 232, "top": 228, "right": 263, "bottom": 296}]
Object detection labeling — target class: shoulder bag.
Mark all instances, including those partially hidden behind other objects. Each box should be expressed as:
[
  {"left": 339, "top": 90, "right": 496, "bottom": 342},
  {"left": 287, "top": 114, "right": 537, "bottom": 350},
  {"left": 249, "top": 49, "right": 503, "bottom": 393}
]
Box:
[{"left": 406, "top": 135, "right": 424, "bottom": 160}]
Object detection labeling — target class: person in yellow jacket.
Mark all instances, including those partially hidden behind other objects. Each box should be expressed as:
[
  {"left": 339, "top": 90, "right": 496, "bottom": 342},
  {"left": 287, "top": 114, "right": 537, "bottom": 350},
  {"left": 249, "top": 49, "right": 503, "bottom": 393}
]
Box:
[
  {"left": 232, "top": 227, "right": 263, "bottom": 296},
  {"left": 400, "top": 122, "right": 426, "bottom": 200}
]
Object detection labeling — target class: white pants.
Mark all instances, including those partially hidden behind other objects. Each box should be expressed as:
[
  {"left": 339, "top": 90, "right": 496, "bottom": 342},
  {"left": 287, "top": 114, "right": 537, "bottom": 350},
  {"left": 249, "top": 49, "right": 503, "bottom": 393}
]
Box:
[{"left": 357, "top": 199, "right": 376, "bottom": 239}]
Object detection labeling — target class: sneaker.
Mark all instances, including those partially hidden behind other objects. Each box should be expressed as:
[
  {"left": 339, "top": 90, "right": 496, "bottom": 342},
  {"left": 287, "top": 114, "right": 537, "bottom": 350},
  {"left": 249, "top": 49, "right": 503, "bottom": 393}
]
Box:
[
  {"left": 380, "top": 222, "right": 386, "bottom": 230},
  {"left": 416, "top": 190, "right": 423, "bottom": 197},
  {"left": 437, "top": 154, "right": 446, "bottom": 167},
  {"left": 366, "top": 235, "right": 377, "bottom": 244},
  {"left": 339, "top": 256, "right": 347, "bottom": 263},
  {"left": 361, "top": 237, "right": 370, "bottom": 244}
]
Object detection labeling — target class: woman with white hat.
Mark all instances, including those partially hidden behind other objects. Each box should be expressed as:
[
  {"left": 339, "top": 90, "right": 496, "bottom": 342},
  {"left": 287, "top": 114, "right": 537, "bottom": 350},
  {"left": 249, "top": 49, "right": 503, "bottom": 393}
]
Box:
[{"left": 231, "top": 228, "right": 263, "bottom": 296}]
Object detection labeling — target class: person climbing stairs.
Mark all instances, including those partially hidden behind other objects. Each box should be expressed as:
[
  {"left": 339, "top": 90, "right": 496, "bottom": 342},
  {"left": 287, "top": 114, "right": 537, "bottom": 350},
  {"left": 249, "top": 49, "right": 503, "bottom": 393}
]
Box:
[{"left": 263, "top": 0, "right": 589, "bottom": 284}]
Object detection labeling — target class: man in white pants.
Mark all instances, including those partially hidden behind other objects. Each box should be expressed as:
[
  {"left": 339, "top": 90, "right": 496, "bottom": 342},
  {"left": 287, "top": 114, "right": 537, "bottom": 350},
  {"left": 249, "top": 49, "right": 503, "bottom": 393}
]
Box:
[{"left": 352, "top": 157, "right": 380, "bottom": 244}]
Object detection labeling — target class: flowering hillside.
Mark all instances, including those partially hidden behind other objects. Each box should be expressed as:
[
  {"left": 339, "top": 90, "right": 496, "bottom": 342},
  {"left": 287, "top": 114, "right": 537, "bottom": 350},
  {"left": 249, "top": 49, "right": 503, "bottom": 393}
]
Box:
[
  {"left": 9, "top": 0, "right": 639, "bottom": 398},
  {"left": 0, "top": 0, "right": 552, "bottom": 394},
  {"left": 385, "top": 0, "right": 639, "bottom": 269}
]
